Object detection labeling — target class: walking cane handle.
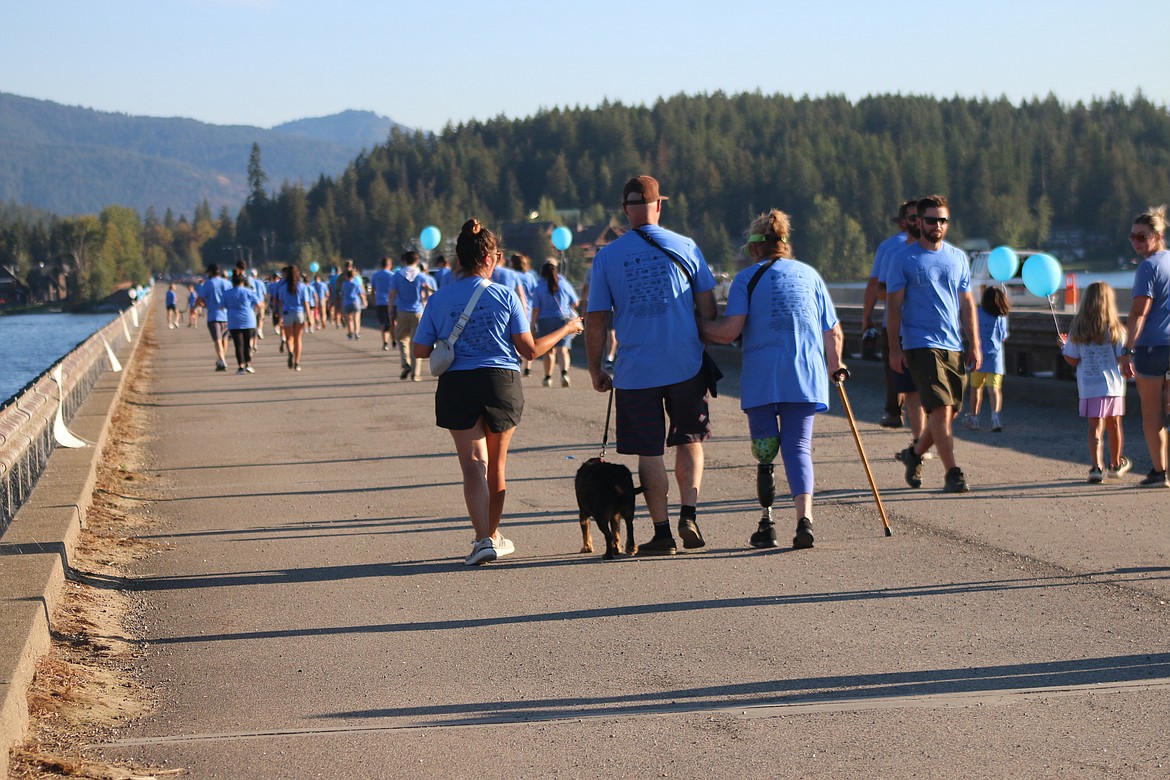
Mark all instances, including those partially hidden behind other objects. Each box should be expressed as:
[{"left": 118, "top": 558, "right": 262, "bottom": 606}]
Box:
[{"left": 832, "top": 367, "right": 851, "bottom": 385}]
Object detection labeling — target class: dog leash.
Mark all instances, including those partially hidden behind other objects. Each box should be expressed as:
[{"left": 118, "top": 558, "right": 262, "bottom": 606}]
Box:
[{"left": 599, "top": 387, "right": 614, "bottom": 461}]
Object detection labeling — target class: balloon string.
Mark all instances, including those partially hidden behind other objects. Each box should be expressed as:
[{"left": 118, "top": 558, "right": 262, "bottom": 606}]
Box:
[{"left": 1047, "top": 295, "right": 1061, "bottom": 334}]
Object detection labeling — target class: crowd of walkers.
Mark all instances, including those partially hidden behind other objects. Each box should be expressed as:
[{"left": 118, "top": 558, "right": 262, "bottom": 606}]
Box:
[{"left": 173, "top": 178, "right": 1170, "bottom": 566}]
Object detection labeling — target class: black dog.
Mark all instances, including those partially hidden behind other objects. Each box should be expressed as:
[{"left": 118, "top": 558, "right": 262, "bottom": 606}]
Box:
[{"left": 574, "top": 457, "right": 640, "bottom": 559}]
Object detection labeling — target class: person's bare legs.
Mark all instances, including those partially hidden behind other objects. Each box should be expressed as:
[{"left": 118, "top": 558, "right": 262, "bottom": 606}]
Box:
[
  {"left": 1087, "top": 416, "right": 1105, "bottom": 470},
  {"left": 918, "top": 406, "right": 957, "bottom": 470},
  {"left": 638, "top": 455, "right": 669, "bottom": 527},
  {"left": 674, "top": 442, "right": 703, "bottom": 507},
  {"left": 1104, "top": 415, "right": 1123, "bottom": 470},
  {"left": 451, "top": 422, "right": 516, "bottom": 543},
  {"left": 1136, "top": 376, "right": 1169, "bottom": 472}
]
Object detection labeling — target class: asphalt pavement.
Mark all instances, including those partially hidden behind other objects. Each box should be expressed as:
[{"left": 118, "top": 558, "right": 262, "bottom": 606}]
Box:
[{"left": 94, "top": 302, "right": 1170, "bottom": 779}]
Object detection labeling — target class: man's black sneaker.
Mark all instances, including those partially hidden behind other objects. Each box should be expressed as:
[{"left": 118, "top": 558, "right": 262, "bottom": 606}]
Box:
[
  {"left": 750, "top": 519, "right": 779, "bottom": 549},
  {"left": 792, "top": 518, "right": 814, "bottom": 549},
  {"left": 635, "top": 535, "right": 677, "bottom": 556},
  {"left": 879, "top": 414, "right": 903, "bottom": 429},
  {"left": 944, "top": 467, "right": 970, "bottom": 493},
  {"left": 899, "top": 446, "right": 923, "bottom": 488},
  {"left": 678, "top": 517, "right": 705, "bottom": 549},
  {"left": 1138, "top": 469, "right": 1170, "bottom": 488}
]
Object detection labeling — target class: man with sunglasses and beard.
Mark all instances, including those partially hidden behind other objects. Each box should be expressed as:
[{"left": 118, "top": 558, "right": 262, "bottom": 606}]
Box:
[{"left": 885, "top": 195, "right": 981, "bottom": 494}]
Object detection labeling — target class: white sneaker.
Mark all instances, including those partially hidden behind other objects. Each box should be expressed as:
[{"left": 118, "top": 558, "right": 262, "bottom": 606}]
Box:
[
  {"left": 561, "top": 374, "right": 570, "bottom": 388},
  {"left": 1105, "top": 456, "right": 1132, "bottom": 479},
  {"left": 494, "top": 536, "right": 515, "bottom": 559},
  {"left": 465, "top": 538, "right": 497, "bottom": 566}
]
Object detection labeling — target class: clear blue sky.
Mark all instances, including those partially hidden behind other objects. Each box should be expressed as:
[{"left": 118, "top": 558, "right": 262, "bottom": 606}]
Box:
[{"left": 2, "top": 0, "right": 1165, "bottom": 132}]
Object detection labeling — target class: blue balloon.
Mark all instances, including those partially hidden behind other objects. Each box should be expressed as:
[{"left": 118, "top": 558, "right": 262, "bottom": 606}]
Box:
[
  {"left": 1021, "top": 253, "right": 1063, "bottom": 298},
  {"left": 420, "top": 225, "right": 441, "bottom": 251},
  {"left": 309, "top": 261, "right": 320, "bottom": 273},
  {"left": 987, "top": 246, "right": 1019, "bottom": 282},
  {"left": 551, "top": 226, "right": 573, "bottom": 251}
]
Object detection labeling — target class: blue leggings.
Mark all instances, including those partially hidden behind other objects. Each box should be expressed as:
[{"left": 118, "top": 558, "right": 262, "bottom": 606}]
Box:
[{"left": 745, "top": 402, "right": 817, "bottom": 496}]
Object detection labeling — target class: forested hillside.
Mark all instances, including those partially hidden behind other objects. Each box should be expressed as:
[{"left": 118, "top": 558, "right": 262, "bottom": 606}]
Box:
[
  {"left": 0, "top": 93, "right": 397, "bottom": 215},
  {"left": 3, "top": 91, "right": 1169, "bottom": 305}
]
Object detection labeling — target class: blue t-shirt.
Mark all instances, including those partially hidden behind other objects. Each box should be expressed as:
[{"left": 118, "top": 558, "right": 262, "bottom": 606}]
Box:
[
  {"left": 975, "top": 308, "right": 1009, "bottom": 375},
  {"left": 390, "top": 267, "right": 429, "bottom": 314},
  {"left": 886, "top": 241, "right": 972, "bottom": 352},
  {"left": 431, "top": 267, "right": 453, "bottom": 289},
  {"left": 371, "top": 269, "right": 395, "bottom": 306},
  {"left": 871, "top": 232, "right": 909, "bottom": 327},
  {"left": 250, "top": 277, "right": 267, "bottom": 300},
  {"left": 165, "top": 290, "right": 176, "bottom": 307},
  {"left": 1132, "top": 249, "right": 1170, "bottom": 348},
  {"left": 277, "top": 281, "right": 314, "bottom": 314},
  {"left": 340, "top": 279, "right": 363, "bottom": 308},
  {"left": 415, "top": 276, "right": 529, "bottom": 372},
  {"left": 313, "top": 280, "right": 328, "bottom": 305},
  {"left": 725, "top": 259, "right": 838, "bottom": 411},
  {"left": 188, "top": 290, "right": 197, "bottom": 308},
  {"left": 587, "top": 225, "right": 716, "bottom": 389},
  {"left": 531, "top": 276, "right": 579, "bottom": 321},
  {"left": 223, "top": 285, "right": 261, "bottom": 330},
  {"left": 198, "top": 277, "right": 232, "bottom": 322}
]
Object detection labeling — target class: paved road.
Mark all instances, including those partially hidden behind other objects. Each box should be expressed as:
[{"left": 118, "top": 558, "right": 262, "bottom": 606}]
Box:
[{"left": 97, "top": 304, "right": 1169, "bottom": 778}]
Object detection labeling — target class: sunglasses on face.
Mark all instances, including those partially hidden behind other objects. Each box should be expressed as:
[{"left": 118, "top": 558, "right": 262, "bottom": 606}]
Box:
[
  {"left": 921, "top": 216, "right": 948, "bottom": 226},
  {"left": 1130, "top": 232, "right": 1153, "bottom": 242},
  {"left": 904, "top": 215, "right": 920, "bottom": 222}
]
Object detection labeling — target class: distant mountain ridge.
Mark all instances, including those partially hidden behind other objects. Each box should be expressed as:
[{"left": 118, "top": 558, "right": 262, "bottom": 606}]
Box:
[{"left": 0, "top": 93, "right": 404, "bottom": 217}]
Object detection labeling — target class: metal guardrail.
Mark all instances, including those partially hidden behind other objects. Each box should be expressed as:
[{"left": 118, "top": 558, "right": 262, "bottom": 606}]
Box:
[{"left": 0, "top": 302, "right": 145, "bottom": 534}]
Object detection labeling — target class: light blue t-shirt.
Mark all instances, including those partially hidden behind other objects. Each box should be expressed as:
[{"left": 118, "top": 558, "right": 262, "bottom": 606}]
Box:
[
  {"left": 340, "top": 279, "right": 363, "bottom": 308},
  {"left": 223, "top": 285, "right": 261, "bottom": 330},
  {"left": 198, "top": 277, "right": 232, "bottom": 322},
  {"left": 531, "top": 276, "right": 579, "bottom": 320},
  {"left": 371, "top": 268, "right": 395, "bottom": 306},
  {"left": 725, "top": 259, "right": 838, "bottom": 411},
  {"left": 313, "top": 280, "right": 328, "bottom": 305},
  {"left": 390, "top": 266, "right": 429, "bottom": 314},
  {"left": 187, "top": 290, "right": 197, "bottom": 308},
  {"left": 415, "top": 276, "right": 529, "bottom": 372},
  {"left": 1132, "top": 249, "right": 1170, "bottom": 348},
  {"left": 277, "top": 281, "right": 314, "bottom": 314},
  {"left": 431, "top": 267, "right": 452, "bottom": 289},
  {"left": 871, "top": 232, "right": 909, "bottom": 327},
  {"left": 886, "top": 241, "right": 971, "bottom": 352},
  {"left": 587, "top": 226, "right": 716, "bottom": 390},
  {"left": 975, "top": 308, "right": 1009, "bottom": 375},
  {"left": 165, "top": 289, "right": 176, "bottom": 307},
  {"left": 250, "top": 277, "right": 267, "bottom": 300}
]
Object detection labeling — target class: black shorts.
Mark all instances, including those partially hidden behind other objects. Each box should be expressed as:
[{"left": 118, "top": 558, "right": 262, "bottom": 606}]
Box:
[
  {"left": 376, "top": 305, "right": 392, "bottom": 329},
  {"left": 905, "top": 348, "right": 966, "bottom": 414},
  {"left": 435, "top": 368, "right": 524, "bottom": 432},
  {"left": 166, "top": 304, "right": 177, "bottom": 311},
  {"left": 615, "top": 370, "right": 711, "bottom": 456},
  {"left": 207, "top": 321, "right": 227, "bottom": 341}
]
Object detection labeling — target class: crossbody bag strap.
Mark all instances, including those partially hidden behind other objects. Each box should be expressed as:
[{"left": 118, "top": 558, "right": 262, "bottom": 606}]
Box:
[
  {"left": 447, "top": 278, "right": 490, "bottom": 346},
  {"left": 745, "top": 258, "right": 779, "bottom": 307},
  {"left": 633, "top": 227, "right": 695, "bottom": 292}
]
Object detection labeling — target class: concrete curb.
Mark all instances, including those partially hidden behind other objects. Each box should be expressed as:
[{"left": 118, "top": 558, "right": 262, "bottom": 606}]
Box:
[{"left": 0, "top": 300, "right": 150, "bottom": 780}]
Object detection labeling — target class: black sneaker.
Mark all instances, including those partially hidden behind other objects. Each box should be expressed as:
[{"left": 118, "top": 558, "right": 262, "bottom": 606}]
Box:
[
  {"left": 792, "top": 518, "right": 814, "bottom": 549},
  {"left": 944, "top": 467, "right": 970, "bottom": 493},
  {"left": 1138, "top": 469, "right": 1169, "bottom": 488},
  {"left": 678, "top": 517, "right": 705, "bottom": 549},
  {"left": 400, "top": 367, "right": 412, "bottom": 380},
  {"left": 879, "top": 414, "right": 903, "bottom": 429},
  {"left": 899, "top": 446, "right": 923, "bottom": 488},
  {"left": 750, "top": 519, "right": 779, "bottom": 549},
  {"left": 635, "top": 534, "right": 677, "bottom": 556}
]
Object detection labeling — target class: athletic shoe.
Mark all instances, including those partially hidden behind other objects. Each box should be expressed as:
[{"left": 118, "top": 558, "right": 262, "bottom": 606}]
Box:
[
  {"left": 964, "top": 415, "right": 980, "bottom": 431},
  {"left": 1138, "top": 469, "right": 1169, "bottom": 488},
  {"left": 899, "top": 446, "right": 923, "bottom": 488},
  {"left": 943, "top": 467, "right": 970, "bottom": 493},
  {"left": 1105, "top": 457, "right": 1131, "bottom": 479},
  {"left": 288, "top": 353, "right": 294, "bottom": 369},
  {"left": 245, "top": 366, "right": 255, "bottom": 374},
  {"left": 354, "top": 334, "right": 360, "bottom": 340},
  {"left": 279, "top": 340, "right": 285, "bottom": 353},
  {"left": 991, "top": 415, "right": 1003, "bottom": 432},
  {"left": 523, "top": 367, "right": 531, "bottom": 377},
  {"left": 465, "top": 538, "right": 497, "bottom": 566},
  {"left": 382, "top": 344, "right": 390, "bottom": 351},
  {"left": 792, "top": 517, "right": 814, "bottom": 549},
  {"left": 1087, "top": 467, "right": 1103, "bottom": 484},
  {"left": 561, "top": 373, "right": 571, "bottom": 388},
  {"left": 400, "top": 367, "right": 412, "bottom": 380},
  {"left": 879, "top": 414, "right": 903, "bottom": 429},
  {"left": 215, "top": 362, "right": 227, "bottom": 372},
  {"left": 635, "top": 534, "right": 677, "bottom": 556},
  {"left": 236, "top": 368, "right": 246, "bottom": 375},
  {"left": 677, "top": 517, "right": 705, "bottom": 549},
  {"left": 542, "top": 376, "right": 552, "bottom": 387},
  {"left": 347, "top": 332, "right": 354, "bottom": 340},
  {"left": 494, "top": 536, "right": 515, "bottom": 559},
  {"left": 295, "top": 364, "right": 301, "bottom": 372},
  {"left": 750, "top": 518, "right": 779, "bottom": 548}
]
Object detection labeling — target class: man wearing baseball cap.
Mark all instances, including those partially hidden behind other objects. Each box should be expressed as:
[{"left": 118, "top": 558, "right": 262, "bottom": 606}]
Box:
[{"left": 585, "top": 175, "right": 718, "bottom": 555}]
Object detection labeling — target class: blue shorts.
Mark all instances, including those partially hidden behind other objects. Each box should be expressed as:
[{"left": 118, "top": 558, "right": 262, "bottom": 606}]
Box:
[
  {"left": 535, "top": 317, "right": 574, "bottom": 349},
  {"left": 1132, "top": 345, "right": 1170, "bottom": 379}
]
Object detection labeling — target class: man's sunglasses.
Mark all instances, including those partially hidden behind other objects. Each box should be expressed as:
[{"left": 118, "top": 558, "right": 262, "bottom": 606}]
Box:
[{"left": 922, "top": 216, "right": 948, "bottom": 226}]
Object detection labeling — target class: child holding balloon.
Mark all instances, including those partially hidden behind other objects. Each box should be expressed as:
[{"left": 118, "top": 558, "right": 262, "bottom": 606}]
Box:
[
  {"left": 966, "top": 286, "right": 1010, "bottom": 431},
  {"left": 1060, "top": 281, "right": 1131, "bottom": 483}
]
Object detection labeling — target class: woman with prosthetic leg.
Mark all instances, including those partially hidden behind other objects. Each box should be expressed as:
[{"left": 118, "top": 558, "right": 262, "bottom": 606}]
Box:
[{"left": 700, "top": 209, "right": 844, "bottom": 549}]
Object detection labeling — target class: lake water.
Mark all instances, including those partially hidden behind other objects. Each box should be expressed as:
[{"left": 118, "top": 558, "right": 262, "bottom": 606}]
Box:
[{"left": 0, "top": 312, "right": 118, "bottom": 404}]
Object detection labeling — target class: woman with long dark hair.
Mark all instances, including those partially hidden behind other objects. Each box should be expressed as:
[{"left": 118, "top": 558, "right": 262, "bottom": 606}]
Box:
[
  {"left": 278, "top": 265, "right": 314, "bottom": 371},
  {"left": 531, "top": 259, "right": 580, "bottom": 387},
  {"left": 414, "top": 219, "right": 584, "bottom": 565}
]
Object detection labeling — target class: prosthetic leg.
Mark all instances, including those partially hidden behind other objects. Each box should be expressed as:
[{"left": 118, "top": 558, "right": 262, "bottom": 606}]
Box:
[{"left": 750, "top": 438, "right": 780, "bottom": 548}]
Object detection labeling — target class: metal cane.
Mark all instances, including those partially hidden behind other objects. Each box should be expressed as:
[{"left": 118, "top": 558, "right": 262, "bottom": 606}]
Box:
[{"left": 833, "top": 368, "right": 893, "bottom": 537}]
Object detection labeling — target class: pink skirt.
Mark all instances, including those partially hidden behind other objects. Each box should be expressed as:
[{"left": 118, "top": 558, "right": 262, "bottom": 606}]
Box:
[{"left": 1080, "top": 396, "right": 1124, "bottom": 418}]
